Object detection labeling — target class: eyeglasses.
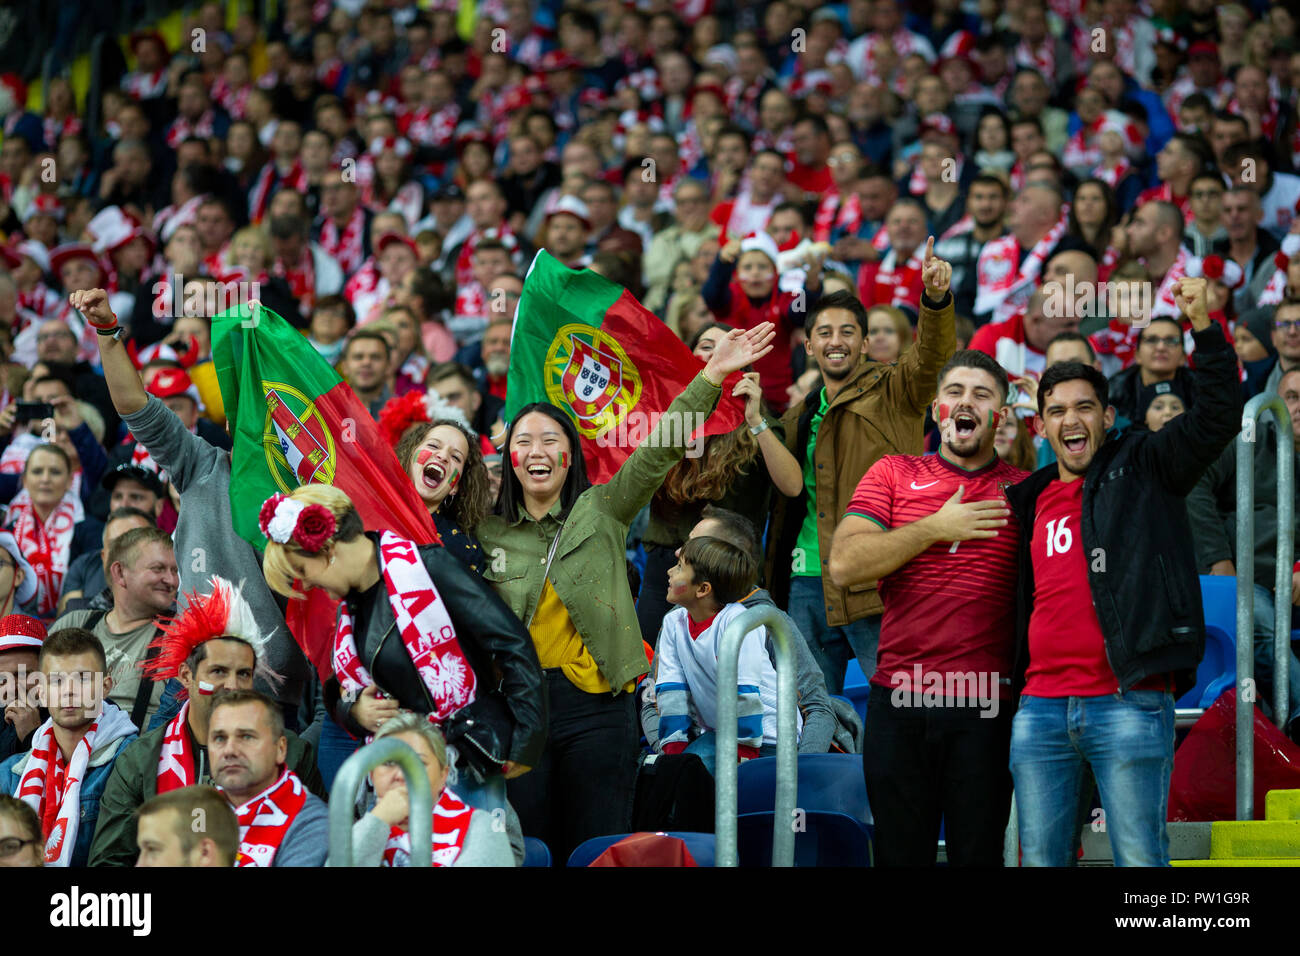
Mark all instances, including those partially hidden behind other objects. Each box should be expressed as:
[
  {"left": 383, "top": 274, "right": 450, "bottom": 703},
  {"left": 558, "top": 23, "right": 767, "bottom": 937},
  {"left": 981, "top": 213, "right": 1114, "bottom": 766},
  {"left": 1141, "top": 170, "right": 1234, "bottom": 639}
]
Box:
[
  {"left": 1142, "top": 335, "right": 1183, "bottom": 347},
  {"left": 0, "top": 837, "right": 39, "bottom": 859},
  {"left": 1277, "top": 320, "right": 1300, "bottom": 332}
]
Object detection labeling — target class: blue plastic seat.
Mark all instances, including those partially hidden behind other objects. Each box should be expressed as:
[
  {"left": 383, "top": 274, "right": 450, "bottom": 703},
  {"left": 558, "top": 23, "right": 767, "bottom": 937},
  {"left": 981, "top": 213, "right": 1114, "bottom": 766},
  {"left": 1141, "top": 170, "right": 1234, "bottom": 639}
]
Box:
[
  {"left": 1175, "top": 577, "right": 1240, "bottom": 709},
  {"left": 522, "top": 837, "right": 552, "bottom": 867},
  {"left": 565, "top": 831, "right": 716, "bottom": 867},
  {"left": 1199, "top": 575, "right": 1237, "bottom": 641},
  {"left": 736, "top": 753, "right": 872, "bottom": 827},
  {"left": 842, "top": 659, "right": 870, "bottom": 724},
  {"left": 736, "top": 810, "right": 873, "bottom": 866}
]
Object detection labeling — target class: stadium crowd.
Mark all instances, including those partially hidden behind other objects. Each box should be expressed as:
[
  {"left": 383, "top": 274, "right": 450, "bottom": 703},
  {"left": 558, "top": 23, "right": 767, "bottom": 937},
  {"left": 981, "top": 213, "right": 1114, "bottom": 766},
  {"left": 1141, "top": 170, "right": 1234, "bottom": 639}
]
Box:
[{"left": 0, "top": 0, "right": 1294, "bottom": 868}]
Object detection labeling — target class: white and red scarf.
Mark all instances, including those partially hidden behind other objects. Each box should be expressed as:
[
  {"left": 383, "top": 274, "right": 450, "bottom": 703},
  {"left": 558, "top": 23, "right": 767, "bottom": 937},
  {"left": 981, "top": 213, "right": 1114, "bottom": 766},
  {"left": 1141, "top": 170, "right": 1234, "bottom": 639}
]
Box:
[
  {"left": 332, "top": 532, "right": 477, "bottom": 724},
  {"left": 230, "top": 767, "right": 309, "bottom": 867},
  {"left": 6, "top": 489, "right": 82, "bottom": 617},
  {"left": 0, "top": 433, "right": 39, "bottom": 475},
  {"left": 974, "top": 214, "right": 1068, "bottom": 320},
  {"left": 273, "top": 246, "right": 317, "bottom": 315},
  {"left": 1014, "top": 37, "right": 1056, "bottom": 78},
  {"left": 720, "top": 189, "right": 777, "bottom": 241},
  {"left": 211, "top": 77, "right": 252, "bottom": 120},
  {"left": 319, "top": 205, "right": 368, "bottom": 277},
  {"left": 404, "top": 103, "right": 461, "bottom": 150},
  {"left": 813, "top": 189, "right": 863, "bottom": 242},
  {"left": 454, "top": 226, "right": 518, "bottom": 288},
  {"left": 907, "top": 154, "right": 964, "bottom": 196},
  {"left": 17, "top": 282, "right": 61, "bottom": 323},
  {"left": 1150, "top": 245, "right": 1192, "bottom": 319},
  {"left": 1091, "top": 158, "right": 1132, "bottom": 190},
  {"left": 249, "top": 159, "right": 307, "bottom": 225},
  {"left": 1062, "top": 126, "right": 1101, "bottom": 173},
  {"left": 166, "top": 109, "right": 218, "bottom": 149},
  {"left": 155, "top": 701, "right": 197, "bottom": 793},
  {"left": 42, "top": 114, "right": 82, "bottom": 152},
  {"left": 381, "top": 786, "right": 474, "bottom": 867},
  {"left": 18, "top": 703, "right": 135, "bottom": 866},
  {"left": 122, "top": 69, "right": 167, "bottom": 101},
  {"left": 1139, "top": 182, "right": 1193, "bottom": 225},
  {"left": 454, "top": 280, "right": 488, "bottom": 320},
  {"left": 860, "top": 244, "right": 925, "bottom": 308},
  {"left": 1091, "top": 246, "right": 1191, "bottom": 368},
  {"left": 852, "top": 30, "right": 930, "bottom": 85}
]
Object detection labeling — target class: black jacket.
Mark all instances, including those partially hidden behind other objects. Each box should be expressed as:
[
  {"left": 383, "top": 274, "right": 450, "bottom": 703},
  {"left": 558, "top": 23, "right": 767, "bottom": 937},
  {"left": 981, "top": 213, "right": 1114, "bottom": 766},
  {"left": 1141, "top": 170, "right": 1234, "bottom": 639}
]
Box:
[
  {"left": 324, "top": 533, "right": 546, "bottom": 769},
  {"left": 1004, "top": 324, "right": 1242, "bottom": 699}
]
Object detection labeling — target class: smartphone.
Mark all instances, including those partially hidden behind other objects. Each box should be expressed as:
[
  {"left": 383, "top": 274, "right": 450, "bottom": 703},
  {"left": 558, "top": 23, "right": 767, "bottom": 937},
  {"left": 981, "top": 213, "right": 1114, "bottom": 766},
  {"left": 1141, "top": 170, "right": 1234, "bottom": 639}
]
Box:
[{"left": 14, "top": 401, "right": 53, "bottom": 425}]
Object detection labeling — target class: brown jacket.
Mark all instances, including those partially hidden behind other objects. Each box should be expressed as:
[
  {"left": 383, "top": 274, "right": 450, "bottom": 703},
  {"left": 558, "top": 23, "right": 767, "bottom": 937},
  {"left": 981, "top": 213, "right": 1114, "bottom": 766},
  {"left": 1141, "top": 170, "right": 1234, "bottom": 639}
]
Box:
[{"left": 763, "top": 290, "right": 956, "bottom": 625}]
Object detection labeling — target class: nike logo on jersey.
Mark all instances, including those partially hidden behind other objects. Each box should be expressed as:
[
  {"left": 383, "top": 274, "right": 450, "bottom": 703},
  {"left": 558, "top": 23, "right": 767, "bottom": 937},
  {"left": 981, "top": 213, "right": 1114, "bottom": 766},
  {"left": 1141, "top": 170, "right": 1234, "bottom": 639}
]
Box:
[{"left": 909, "top": 480, "right": 939, "bottom": 490}]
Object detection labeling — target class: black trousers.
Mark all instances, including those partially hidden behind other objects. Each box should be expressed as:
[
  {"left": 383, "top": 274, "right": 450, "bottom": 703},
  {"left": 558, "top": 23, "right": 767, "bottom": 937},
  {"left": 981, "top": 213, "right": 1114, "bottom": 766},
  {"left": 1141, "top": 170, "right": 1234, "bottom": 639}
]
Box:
[
  {"left": 507, "top": 669, "right": 640, "bottom": 863},
  {"left": 862, "top": 684, "right": 1013, "bottom": 867}
]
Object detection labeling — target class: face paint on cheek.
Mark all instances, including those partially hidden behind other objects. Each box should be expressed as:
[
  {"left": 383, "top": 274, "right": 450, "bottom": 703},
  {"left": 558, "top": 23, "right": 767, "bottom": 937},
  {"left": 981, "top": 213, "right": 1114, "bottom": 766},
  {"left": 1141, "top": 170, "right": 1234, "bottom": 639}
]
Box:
[
  {"left": 937, "top": 402, "right": 956, "bottom": 443},
  {"left": 416, "top": 448, "right": 433, "bottom": 466},
  {"left": 989, "top": 410, "right": 1000, "bottom": 430},
  {"left": 197, "top": 680, "right": 217, "bottom": 696},
  {"left": 447, "top": 467, "right": 461, "bottom": 491},
  {"left": 510, "top": 450, "right": 521, "bottom": 468},
  {"left": 558, "top": 451, "right": 568, "bottom": 469}
]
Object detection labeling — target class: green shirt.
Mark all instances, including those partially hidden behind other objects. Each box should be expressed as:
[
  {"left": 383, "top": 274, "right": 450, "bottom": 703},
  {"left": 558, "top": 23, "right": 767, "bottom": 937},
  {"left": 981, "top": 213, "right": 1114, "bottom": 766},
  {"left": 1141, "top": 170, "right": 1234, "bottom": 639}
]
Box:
[{"left": 793, "top": 389, "right": 830, "bottom": 578}]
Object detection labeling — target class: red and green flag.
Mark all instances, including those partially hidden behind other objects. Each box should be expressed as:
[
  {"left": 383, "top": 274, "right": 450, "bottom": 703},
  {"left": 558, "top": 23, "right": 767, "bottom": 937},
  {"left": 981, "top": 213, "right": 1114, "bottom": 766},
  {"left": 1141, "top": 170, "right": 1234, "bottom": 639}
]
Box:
[
  {"left": 211, "top": 300, "right": 437, "bottom": 678},
  {"left": 506, "top": 251, "right": 745, "bottom": 484}
]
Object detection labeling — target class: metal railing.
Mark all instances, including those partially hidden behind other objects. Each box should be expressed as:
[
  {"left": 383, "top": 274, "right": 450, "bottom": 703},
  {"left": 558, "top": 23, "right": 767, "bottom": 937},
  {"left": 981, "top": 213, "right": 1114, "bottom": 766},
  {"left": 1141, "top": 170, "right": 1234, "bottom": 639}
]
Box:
[
  {"left": 1235, "top": 393, "right": 1295, "bottom": 820},
  {"left": 715, "top": 605, "right": 800, "bottom": 867},
  {"left": 328, "top": 738, "right": 434, "bottom": 867}
]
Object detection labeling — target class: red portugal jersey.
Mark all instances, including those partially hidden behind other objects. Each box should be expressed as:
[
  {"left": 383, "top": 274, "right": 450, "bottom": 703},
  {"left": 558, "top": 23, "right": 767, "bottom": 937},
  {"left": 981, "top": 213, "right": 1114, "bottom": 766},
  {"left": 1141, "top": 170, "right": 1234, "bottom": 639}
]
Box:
[
  {"left": 845, "top": 450, "right": 1028, "bottom": 699},
  {"left": 1024, "top": 478, "right": 1167, "bottom": 696}
]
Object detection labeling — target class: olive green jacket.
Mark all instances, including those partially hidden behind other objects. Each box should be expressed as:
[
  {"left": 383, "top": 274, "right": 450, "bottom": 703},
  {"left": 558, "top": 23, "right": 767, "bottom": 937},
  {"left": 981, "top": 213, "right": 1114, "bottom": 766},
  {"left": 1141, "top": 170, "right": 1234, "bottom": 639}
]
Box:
[{"left": 478, "top": 373, "right": 723, "bottom": 695}]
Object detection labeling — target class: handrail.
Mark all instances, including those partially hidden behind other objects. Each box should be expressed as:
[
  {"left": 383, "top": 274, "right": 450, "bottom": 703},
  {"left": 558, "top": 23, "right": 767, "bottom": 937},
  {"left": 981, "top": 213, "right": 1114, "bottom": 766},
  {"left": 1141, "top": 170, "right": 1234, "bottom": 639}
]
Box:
[
  {"left": 1235, "top": 392, "right": 1294, "bottom": 820},
  {"left": 328, "top": 737, "right": 434, "bottom": 867},
  {"left": 715, "top": 604, "right": 799, "bottom": 867}
]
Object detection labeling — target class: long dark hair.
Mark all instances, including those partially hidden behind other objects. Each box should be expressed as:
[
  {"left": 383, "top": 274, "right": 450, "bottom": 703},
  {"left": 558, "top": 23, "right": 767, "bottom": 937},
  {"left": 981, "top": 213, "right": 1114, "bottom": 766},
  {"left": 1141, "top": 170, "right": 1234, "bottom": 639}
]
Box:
[
  {"left": 1066, "top": 177, "right": 1120, "bottom": 257},
  {"left": 495, "top": 403, "right": 591, "bottom": 519}
]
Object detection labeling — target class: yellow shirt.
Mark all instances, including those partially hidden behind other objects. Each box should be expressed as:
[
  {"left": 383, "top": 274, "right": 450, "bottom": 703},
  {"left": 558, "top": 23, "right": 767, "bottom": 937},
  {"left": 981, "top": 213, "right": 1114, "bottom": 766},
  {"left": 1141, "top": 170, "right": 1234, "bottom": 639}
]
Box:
[
  {"left": 189, "top": 360, "right": 226, "bottom": 427},
  {"left": 530, "top": 580, "right": 635, "bottom": 694}
]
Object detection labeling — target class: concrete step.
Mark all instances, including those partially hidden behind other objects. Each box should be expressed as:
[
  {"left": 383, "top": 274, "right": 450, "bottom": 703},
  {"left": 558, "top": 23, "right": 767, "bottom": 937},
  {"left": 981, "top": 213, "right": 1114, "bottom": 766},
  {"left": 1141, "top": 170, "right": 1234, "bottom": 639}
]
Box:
[
  {"left": 1266, "top": 789, "right": 1300, "bottom": 821},
  {"left": 1210, "top": 820, "right": 1300, "bottom": 858}
]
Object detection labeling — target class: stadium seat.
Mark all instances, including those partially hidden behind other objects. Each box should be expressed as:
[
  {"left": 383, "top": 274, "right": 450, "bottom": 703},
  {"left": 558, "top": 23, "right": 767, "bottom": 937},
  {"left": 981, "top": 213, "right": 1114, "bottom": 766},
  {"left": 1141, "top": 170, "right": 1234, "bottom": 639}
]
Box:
[
  {"left": 522, "top": 837, "right": 552, "bottom": 867},
  {"left": 565, "top": 832, "right": 716, "bottom": 867},
  {"left": 842, "top": 659, "right": 870, "bottom": 723},
  {"left": 736, "top": 810, "right": 873, "bottom": 866},
  {"left": 1177, "top": 624, "right": 1237, "bottom": 710},
  {"left": 736, "top": 754, "right": 872, "bottom": 829},
  {"left": 1199, "top": 575, "right": 1237, "bottom": 641}
]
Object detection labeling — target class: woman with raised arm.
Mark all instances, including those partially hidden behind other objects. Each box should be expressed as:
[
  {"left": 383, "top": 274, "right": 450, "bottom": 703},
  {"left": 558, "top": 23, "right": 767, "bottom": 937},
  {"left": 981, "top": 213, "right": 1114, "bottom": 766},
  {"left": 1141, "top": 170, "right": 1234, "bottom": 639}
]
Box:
[{"left": 476, "top": 321, "right": 775, "bottom": 860}]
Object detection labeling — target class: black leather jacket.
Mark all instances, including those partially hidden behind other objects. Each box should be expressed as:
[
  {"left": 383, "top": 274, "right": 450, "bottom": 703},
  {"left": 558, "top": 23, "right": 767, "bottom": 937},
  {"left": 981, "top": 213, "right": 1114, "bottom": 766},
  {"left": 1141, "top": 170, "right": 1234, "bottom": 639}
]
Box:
[{"left": 325, "top": 534, "right": 547, "bottom": 769}]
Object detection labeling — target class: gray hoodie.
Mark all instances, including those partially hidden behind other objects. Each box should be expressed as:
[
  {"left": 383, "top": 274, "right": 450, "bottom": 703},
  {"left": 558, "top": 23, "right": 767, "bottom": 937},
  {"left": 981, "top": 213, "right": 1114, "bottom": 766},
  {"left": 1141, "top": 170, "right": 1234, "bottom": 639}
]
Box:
[{"left": 121, "top": 396, "right": 309, "bottom": 706}]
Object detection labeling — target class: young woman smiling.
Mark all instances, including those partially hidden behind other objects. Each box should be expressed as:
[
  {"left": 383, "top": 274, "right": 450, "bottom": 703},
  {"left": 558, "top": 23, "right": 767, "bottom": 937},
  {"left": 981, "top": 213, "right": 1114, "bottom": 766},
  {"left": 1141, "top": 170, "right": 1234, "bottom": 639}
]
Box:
[{"left": 476, "top": 321, "right": 775, "bottom": 859}]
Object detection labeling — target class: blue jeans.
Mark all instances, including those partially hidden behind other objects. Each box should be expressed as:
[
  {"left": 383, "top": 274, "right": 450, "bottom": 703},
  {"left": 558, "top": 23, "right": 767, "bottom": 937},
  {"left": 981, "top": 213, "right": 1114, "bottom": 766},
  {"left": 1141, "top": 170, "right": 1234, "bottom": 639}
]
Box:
[
  {"left": 1009, "top": 691, "right": 1175, "bottom": 867},
  {"left": 787, "top": 575, "right": 880, "bottom": 695},
  {"left": 683, "top": 730, "right": 778, "bottom": 777},
  {"left": 1250, "top": 584, "right": 1300, "bottom": 729},
  {"left": 318, "top": 713, "right": 362, "bottom": 794}
]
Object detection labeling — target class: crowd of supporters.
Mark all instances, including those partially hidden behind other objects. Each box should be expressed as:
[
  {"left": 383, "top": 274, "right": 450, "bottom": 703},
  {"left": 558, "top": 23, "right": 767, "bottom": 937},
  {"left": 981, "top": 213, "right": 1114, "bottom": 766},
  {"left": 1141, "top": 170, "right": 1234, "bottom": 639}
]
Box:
[{"left": 0, "top": 0, "right": 1295, "bottom": 868}]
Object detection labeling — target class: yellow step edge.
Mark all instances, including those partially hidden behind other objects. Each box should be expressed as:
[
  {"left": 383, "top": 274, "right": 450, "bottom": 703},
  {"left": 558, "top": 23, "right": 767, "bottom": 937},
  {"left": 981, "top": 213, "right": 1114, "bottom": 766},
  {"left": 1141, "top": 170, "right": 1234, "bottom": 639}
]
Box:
[
  {"left": 1209, "top": 820, "right": 1300, "bottom": 858},
  {"left": 1175, "top": 858, "right": 1300, "bottom": 866},
  {"left": 1265, "top": 789, "right": 1300, "bottom": 821}
]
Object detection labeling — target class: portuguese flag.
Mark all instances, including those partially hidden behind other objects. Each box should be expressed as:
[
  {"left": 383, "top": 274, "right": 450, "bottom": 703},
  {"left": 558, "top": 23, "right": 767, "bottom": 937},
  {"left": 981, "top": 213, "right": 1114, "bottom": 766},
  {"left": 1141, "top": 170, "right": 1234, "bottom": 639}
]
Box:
[
  {"left": 212, "top": 300, "right": 438, "bottom": 678},
  {"left": 506, "top": 251, "right": 746, "bottom": 484}
]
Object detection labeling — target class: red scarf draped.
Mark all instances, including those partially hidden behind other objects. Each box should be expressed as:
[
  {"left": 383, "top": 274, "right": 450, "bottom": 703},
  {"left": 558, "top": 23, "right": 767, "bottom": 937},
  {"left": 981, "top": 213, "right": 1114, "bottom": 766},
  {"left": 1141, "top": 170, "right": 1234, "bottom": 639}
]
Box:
[
  {"left": 231, "top": 768, "right": 309, "bottom": 867},
  {"left": 6, "top": 490, "right": 81, "bottom": 617},
  {"left": 381, "top": 786, "right": 474, "bottom": 867},
  {"left": 319, "top": 205, "right": 368, "bottom": 277},
  {"left": 155, "top": 701, "right": 197, "bottom": 793}
]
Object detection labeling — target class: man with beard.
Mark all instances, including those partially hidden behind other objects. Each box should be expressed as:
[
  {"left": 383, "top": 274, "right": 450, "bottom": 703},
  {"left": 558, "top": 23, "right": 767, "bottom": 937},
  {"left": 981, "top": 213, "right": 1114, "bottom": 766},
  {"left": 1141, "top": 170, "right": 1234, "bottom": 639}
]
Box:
[
  {"left": 761, "top": 239, "right": 956, "bottom": 695},
  {"left": 476, "top": 314, "right": 513, "bottom": 403},
  {"left": 828, "top": 349, "right": 1027, "bottom": 866},
  {"left": 1004, "top": 277, "right": 1240, "bottom": 866},
  {"left": 934, "top": 173, "right": 1011, "bottom": 319}
]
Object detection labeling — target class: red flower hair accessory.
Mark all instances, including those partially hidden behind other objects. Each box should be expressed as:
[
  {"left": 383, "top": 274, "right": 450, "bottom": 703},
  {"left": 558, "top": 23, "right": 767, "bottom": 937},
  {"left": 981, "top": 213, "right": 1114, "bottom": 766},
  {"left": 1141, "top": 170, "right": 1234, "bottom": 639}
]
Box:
[{"left": 259, "top": 493, "right": 336, "bottom": 552}]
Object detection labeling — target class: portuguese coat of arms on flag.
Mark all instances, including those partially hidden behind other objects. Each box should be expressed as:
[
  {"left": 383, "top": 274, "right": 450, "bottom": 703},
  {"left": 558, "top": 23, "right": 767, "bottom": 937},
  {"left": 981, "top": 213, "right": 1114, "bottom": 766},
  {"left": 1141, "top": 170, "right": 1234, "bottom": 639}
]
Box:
[{"left": 506, "top": 251, "right": 745, "bottom": 483}]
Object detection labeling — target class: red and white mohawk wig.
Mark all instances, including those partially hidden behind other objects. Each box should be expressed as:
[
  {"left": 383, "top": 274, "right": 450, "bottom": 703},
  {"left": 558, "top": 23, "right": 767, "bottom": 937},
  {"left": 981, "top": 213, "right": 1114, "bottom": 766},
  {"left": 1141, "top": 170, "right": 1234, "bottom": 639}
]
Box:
[{"left": 141, "top": 576, "right": 280, "bottom": 697}]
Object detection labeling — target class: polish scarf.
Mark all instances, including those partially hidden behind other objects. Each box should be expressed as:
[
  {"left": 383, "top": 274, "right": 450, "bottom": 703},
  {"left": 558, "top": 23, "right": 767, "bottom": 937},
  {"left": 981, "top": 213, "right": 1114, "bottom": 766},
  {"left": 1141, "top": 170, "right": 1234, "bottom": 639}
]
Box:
[
  {"left": 1091, "top": 158, "right": 1132, "bottom": 190},
  {"left": 230, "top": 768, "right": 309, "bottom": 867},
  {"left": 249, "top": 159, "right": 307, "bottom": 225},
  {"left": 1091, "top": 246, "right": 1192, "bottom": 368},
  {"left": 272, "top": 245, "right": 317, "bottom": 315},
  {"left": 812, "top": 189, "right": 863, "bottom": 243},
  {"left": 381, "top": 785, "right": 474, "bottom": 867},
  {"left": 6, "top": 489, "right": 82, "bottom": 617},
  {"left": 1014, "top": 37, "right": 1056, "bottom": 78},
  {"left": 332, "top": 532, "right": 477, "bottom": 723},
  {"left": 1150, "top": 245, "right": 1192, "bottom": 319},
  {"left": 319, "top": 205, "right": 368, "bottom": 277},
  {"left": 454, "top": 227, "right": 518, "bottom": 288},
  {"left": 974, "top": 213, "right": 1068, "bottom": 319},
  {"left": 166, "top": 109, "right": 218, "bottom": 149},
  {"left": 860, "top": 244, "right": 925, "bottom": 308},
  {"left": 122, "top": 69, "right": 167, "bottom": 101},
  {"left": 404, "top": 103, "right": 461, "bottom": 150},
  {"left": 155, "top": 701, "right": 197, "bottom": 793},
  {"left": 1139, "top": 182, "right": 1193, "bottom": 225},
  {"left": 18, "top": 702, "right": 136, "bottom": 866}
]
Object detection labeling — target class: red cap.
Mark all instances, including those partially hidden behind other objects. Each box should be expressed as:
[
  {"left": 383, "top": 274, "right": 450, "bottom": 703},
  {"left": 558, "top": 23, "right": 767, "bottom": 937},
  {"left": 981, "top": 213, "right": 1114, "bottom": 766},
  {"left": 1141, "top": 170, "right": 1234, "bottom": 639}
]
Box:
[
  {"left": 1188, "top": 41, "right": 1219, "bottom": 59},
  {"left": 540, "top": 51, "right": 581, "bottom": 73},
  {"left": 145, "top": 367, "right": 195, "bottom": 399},
  {"left": 375, "top": 232, "right": 418, "bottom": 257},
  {"left": 0, "top": 614, "right": 46, "bottom": 653}
]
